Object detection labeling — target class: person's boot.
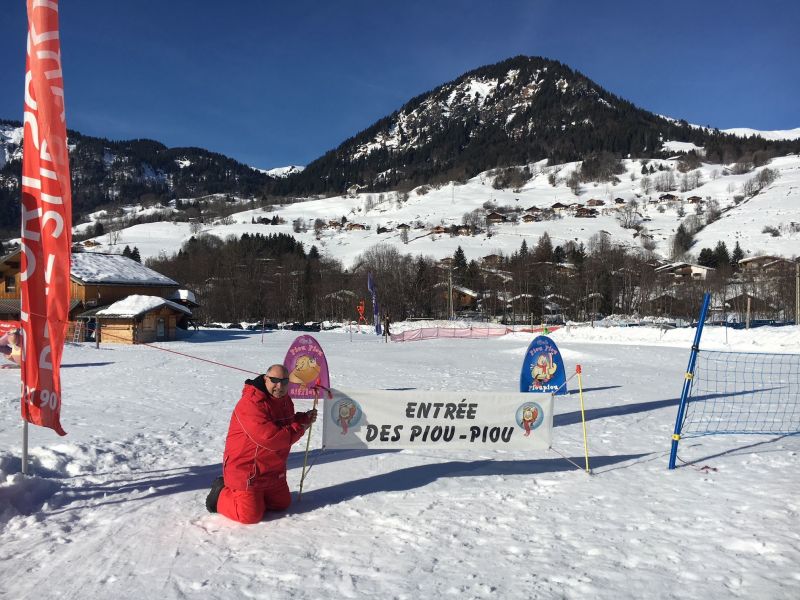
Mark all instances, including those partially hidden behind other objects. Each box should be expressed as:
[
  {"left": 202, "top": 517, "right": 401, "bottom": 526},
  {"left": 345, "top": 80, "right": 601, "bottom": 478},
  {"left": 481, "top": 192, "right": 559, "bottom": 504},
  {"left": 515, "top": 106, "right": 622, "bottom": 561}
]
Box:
[{"left": 205, "top": 476, "right": 225, "bottom": 513}]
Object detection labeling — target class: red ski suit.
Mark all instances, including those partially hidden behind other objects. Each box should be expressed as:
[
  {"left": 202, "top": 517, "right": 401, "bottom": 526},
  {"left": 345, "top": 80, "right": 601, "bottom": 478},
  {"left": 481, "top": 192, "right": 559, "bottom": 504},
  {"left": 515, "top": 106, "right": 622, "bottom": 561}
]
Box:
[{"left": 217, "top": 376, "right": 311, "bottom": 524}]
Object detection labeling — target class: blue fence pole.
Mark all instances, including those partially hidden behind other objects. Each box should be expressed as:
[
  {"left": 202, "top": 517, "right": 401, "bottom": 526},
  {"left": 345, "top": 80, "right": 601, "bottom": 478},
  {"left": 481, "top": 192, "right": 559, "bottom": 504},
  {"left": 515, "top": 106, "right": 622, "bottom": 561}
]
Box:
[{"left": 668, "top": 292, "right": 711, "bottom": 469}]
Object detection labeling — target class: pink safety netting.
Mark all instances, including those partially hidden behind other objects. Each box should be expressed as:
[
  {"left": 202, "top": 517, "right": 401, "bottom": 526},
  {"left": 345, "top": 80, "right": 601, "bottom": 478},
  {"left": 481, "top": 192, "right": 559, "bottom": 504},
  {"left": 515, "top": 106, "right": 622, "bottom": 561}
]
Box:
[{"left": 390, "top": 326, "right": 560, "bottom": 342}]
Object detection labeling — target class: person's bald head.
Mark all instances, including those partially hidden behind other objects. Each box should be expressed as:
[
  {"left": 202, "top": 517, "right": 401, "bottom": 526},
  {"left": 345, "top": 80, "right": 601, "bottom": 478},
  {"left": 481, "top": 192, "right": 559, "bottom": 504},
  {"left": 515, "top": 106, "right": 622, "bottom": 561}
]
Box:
[{"left": 264, "top": 364, "right": 289, "bottom": 397}]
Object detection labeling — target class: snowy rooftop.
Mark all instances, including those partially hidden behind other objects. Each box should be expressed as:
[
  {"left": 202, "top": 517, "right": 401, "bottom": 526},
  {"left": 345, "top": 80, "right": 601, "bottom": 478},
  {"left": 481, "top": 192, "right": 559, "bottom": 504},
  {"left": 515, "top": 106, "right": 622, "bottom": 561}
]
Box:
[
  {"left": 168, "top": 289, "right": 199, "bottom": 306},
  {"left": 70, "top": 253, "right": 178, "bottom": 286},
  {"left": 95, "top": 294, "right": 191, "bottom": 317}
]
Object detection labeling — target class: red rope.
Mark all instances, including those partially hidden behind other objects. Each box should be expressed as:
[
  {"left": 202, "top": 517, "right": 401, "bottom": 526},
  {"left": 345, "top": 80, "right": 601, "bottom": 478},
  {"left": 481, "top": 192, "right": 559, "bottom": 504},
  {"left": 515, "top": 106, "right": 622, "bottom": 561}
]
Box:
[
  {"left": 25, "top": 309, "right": 260, "bottom": 374},
  {"left": 136, "top": 341, "right": 258, "bottom": 374},
  {"left": 96, "top": 327, "right": 259, "bottom": 375}
]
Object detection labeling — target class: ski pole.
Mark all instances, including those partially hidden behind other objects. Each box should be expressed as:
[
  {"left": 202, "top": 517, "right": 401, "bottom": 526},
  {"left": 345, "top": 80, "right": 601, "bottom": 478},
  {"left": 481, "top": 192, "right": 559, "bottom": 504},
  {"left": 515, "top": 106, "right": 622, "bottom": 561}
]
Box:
[{"left": 298, "top": 387, "right": 319, "bottom": 501}]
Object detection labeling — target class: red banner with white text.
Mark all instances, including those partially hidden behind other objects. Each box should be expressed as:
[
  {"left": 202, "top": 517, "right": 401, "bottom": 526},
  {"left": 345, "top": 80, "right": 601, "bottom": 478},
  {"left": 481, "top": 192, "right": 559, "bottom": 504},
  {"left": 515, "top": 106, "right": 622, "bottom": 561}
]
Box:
[{"left": 20, "top": 0, "right": 72, "bottom": 435}]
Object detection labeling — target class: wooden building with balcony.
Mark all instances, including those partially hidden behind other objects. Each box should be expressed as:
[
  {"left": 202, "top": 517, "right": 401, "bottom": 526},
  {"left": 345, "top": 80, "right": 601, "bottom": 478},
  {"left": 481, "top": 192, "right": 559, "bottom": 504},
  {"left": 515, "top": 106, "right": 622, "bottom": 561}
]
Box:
[{"left": 0, "top": 251, "right": 185, "bottom": 340}]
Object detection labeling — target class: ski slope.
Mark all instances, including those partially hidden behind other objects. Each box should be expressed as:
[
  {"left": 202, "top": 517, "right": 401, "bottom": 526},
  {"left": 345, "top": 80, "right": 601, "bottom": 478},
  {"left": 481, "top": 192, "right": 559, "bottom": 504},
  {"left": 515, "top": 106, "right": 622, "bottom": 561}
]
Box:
[{"left": 1, "top": 324, "right": 798, "bottom": 599}]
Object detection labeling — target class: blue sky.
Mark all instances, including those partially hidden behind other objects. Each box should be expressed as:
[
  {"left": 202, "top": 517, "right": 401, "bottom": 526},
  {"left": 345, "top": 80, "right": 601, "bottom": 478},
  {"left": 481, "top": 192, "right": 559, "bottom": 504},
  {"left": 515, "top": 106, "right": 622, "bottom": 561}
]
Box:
[{"left": 2, "top": 1, "right": 798, "bottom": 170}]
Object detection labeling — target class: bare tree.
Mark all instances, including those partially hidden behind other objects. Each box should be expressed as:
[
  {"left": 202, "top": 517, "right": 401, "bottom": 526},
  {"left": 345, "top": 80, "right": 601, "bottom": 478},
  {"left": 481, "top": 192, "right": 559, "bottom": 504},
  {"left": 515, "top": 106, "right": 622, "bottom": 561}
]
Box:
[
  {"left": 566, "top": 170, "right": 582, "bottom": 196},
  {"left": 688, "top": 169, "right": 703, "bottom": 189},
  {"left": 705, "top": 200, "right": 721, "bottom": 224},
  {"left": 654, "top": 171, "right": 676, "bottom": 192},
  {"left": 617, "top": 199, "right": 641, "bottom": 229},
  {"left": 107, "top": 227, "right": 122, "bottom": 246},
  {"left": 462, "top": 209, "right": 483, "bottom": 230}
]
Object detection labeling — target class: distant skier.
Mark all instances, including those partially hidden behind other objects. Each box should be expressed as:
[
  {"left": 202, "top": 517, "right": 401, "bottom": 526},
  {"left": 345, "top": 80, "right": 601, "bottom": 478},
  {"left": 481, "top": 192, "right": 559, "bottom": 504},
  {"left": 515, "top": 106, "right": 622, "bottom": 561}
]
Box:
[
  {"left": 382, "top": 313, "right": 391, "bottom": 342},
  {"left": 205, "top": 363, "right": 317, "bottom": 524}
]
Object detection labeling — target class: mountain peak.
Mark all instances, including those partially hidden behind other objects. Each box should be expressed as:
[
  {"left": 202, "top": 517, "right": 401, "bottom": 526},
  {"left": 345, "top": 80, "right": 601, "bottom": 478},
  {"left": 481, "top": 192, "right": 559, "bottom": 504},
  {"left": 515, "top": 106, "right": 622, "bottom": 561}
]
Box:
[{"left": 280, "top": 55, "right": 799, "bottom": 197}]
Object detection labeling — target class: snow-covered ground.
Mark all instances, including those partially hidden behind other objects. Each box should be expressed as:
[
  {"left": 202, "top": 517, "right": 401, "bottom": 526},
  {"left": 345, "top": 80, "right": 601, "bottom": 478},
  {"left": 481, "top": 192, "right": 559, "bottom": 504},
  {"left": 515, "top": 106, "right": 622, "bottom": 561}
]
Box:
[
  {"left": 721, "top": 127, "right": 800, "bottom": 141},
  {"left": 72, "top": 152, "right": 800, "bottom": 269},
  {"left": 1, "top": 324, "right": 798, "bottom": 599}
]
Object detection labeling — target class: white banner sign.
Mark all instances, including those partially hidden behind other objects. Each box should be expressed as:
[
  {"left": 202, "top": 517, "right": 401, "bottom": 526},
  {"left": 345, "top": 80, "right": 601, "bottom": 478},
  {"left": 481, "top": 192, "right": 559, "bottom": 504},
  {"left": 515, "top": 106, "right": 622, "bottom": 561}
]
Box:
[{"left": 321, "top": 390, "right": 552, "bottom": 450}]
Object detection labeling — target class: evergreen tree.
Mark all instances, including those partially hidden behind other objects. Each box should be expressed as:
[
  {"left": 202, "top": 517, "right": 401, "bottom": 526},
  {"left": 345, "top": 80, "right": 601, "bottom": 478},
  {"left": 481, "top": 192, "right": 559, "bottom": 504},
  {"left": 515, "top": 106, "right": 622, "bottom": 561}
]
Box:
[
  {"left": 453, "top": 246, "right": 468, "bottom": 281},
  {"left": 712, "top": 241, "right": 730, "bottom": 269},
  {"left": 519, "top": 239, "right": 529, "bottom": 260},
  {"left": 731, "top": 241, "right": 745, "bottom": 271},
  {"left": 532, "top": 232, "right": 554, "bottom": 262},
  {"left": 697, "top": 247, "right": 716, "bottom": 268},
  {"left": 464, "top": 259, "right": 481, "bottom": 291},
  {"left": 671, "top": 224, "right": 694, "bottom": 257},
  {"left": 567, "top": 242, "right": 586, "bottom": 269},
  {"left": 131, "top": 247, "right": 141, "bottom": 263},
  {"left": 122, "top": 245, "right": 132, "bottom": 258}
]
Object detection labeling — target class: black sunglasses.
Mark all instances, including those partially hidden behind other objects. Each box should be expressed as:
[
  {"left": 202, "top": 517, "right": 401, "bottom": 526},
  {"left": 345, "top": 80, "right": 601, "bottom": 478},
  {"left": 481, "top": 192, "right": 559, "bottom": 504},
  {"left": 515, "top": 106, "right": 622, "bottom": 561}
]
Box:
[{"left": 267, "top": 376, "right": 289, "bottom": 385}]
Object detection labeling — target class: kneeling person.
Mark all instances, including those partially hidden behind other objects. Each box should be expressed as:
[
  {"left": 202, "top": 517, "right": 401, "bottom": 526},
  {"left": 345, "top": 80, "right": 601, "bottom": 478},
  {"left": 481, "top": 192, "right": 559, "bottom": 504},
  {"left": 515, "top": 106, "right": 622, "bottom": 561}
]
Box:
[{"left": 206, "top": 364, "right": 316, "bottom": 524}]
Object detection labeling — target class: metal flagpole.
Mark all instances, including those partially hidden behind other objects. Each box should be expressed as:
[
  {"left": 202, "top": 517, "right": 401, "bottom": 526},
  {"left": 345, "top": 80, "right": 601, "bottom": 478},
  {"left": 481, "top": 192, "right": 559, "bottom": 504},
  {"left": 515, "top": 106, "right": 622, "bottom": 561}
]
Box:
[{"left": 22, "top": 420, "right": 28, "bottom": 475}]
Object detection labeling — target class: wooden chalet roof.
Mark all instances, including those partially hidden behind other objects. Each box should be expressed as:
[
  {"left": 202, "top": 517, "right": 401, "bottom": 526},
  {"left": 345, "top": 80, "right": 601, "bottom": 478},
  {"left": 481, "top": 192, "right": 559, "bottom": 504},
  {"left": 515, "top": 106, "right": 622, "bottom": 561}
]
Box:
[{"left": 0, "top": 251, "right": 178, "bottom": 287}]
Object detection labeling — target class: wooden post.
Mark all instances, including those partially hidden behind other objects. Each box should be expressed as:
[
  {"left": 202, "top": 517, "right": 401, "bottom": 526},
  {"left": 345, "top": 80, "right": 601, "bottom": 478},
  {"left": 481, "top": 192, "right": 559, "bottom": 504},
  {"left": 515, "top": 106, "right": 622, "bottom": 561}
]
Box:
[{"left": 746, "top": 296, "right": 751, "bottom": 329}]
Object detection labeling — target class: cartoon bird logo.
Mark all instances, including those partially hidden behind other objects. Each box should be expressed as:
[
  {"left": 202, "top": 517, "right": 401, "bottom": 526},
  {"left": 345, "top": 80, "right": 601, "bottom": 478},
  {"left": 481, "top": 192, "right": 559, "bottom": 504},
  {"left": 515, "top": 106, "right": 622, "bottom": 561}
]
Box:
[
  {"left": 531, "top": 353, "right": 557, "bottom": 388},
  {"left": 521, "top": 405, "right": 539, "bottom": 437},
  {"left": 337, "top": 401, "right": 358, "bottom": 434},
  {"left": 289, "top": 355, "right": 321, "bottom": 388}
]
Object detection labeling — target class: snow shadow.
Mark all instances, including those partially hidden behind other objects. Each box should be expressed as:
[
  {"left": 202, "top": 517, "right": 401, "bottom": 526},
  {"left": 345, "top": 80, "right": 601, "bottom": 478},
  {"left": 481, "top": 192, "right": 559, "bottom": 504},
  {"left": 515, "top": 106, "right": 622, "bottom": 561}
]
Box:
[
  {"left": 0, "top": 475, "right": 61, "bottom": 519},
  {"left": 46, "top": 451, "right": 404, "bottom": 513},
  {"left": 287, "top": 448, "right": 400, "bottom": 471},
  {"left": 554, "top": 398, "right": 680, "bottom": 426},
  {"left": 294, "top": 452, "right": 648, "bottom": 510},
  {"left": 677, "top": 433, "right": 799, "bottom": 468},
  {"left": 46, "top": 463, "right": 223, "bottom": 513},
  {"left": 43, "top": 449, "right": 645, "bottom": 515},
  {"left": 566, "top": 385, "right": 621, "bottom": 394},
  {"left": 555, "top": 387, "right": 781, "bottom": 427},
  {"left": 175, "top": 329, "right": 255, "bottom": 344}
]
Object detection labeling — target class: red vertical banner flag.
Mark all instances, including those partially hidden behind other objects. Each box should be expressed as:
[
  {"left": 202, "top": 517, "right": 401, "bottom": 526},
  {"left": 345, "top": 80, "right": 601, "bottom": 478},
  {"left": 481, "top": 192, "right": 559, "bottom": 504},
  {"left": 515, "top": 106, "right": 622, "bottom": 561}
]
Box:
[{"left": 20, "top": 0, "right": 72, "bottom": 436}]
